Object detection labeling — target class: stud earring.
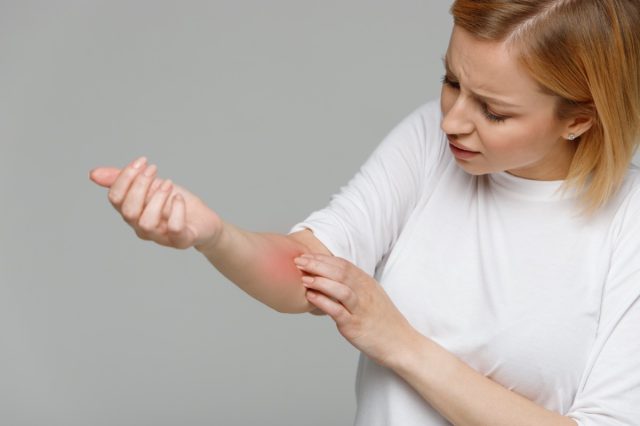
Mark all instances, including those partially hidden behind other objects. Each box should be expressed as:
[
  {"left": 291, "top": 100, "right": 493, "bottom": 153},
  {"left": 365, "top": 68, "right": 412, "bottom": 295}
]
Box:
[{"left": 568, "top": 133, "right": 577, "bottom": 141}]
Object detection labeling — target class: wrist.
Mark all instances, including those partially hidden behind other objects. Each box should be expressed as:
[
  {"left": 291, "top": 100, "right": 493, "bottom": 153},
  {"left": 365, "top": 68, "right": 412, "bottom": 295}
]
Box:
[
  {"left": 384, "top": 326, "right": 425, "bottom": 371},
  {"left": 387, "top": 330, "right": 454, "bottom": 392},
  {"left": 194, "top": 220, "right": 227, "bottom": 254}
]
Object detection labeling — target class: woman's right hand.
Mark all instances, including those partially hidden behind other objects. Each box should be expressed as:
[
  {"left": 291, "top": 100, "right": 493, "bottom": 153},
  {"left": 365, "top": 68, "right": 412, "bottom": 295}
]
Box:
[{"left": 89, "top": 156, "right": 224, "bottom": 251}]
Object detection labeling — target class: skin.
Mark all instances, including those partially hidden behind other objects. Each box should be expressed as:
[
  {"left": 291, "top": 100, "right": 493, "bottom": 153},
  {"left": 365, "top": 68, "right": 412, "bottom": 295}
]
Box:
[
  {"left": 90, "top": 159, "right": 318, "bottom": 313},
  {"left": 440, "top": 25, "right": 593, "bottom": 181},
  {"left": 89, "top": 156, "right": 223, "bottom": 250}
]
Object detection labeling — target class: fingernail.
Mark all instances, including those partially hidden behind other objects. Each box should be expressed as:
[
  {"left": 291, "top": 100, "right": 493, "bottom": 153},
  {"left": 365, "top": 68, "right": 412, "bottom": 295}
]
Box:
[
  {"left": 143, "top": 164, "right": 157, "bottom": 177},
  {"left": 161, "top": 179, "right": 172, "bottom": 191},
  {"left": 294, "top": 257, "right": 308, "bottom": 266},
  {"left": 302, "top": 276, "right": 314, "bottom": 284},
  {"left": 133, "top": 156, "right": 147, "bottom": 169}
]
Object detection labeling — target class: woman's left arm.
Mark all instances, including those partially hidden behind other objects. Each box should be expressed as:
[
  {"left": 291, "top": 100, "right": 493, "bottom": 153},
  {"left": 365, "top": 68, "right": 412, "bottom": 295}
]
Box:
[
  {"left": 294, "top": 253, "right": 577, "bottom": 426},
  {"left": 390, "top": 327, "right": 577, "bottom": 426}
]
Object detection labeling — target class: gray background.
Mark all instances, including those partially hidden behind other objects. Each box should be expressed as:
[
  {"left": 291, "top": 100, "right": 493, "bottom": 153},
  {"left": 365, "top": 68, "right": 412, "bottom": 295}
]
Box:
[
  {"left": 5, "top": 1, "right": 640, "bottom": 425},
  {"left": 3, "top": 2, "right": 640, "bottom": 426},
  {"left": 1, "top": 1, "right": 452, "bottom": 425}
]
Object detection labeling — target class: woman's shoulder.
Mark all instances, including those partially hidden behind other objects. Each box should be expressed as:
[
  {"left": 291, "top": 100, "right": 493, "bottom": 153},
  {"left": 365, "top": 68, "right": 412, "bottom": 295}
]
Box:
[
  {"left": 407, "top": 97, "right": 443, "bottom": 128},
  {"left": 399, "top": 97, "right": 448, "bottom": 155}
]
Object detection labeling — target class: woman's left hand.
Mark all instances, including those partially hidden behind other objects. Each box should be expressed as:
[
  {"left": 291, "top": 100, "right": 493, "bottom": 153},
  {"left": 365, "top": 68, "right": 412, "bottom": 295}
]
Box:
[{"left": 294, "top": 253, "right": 419, "bottom": 368}]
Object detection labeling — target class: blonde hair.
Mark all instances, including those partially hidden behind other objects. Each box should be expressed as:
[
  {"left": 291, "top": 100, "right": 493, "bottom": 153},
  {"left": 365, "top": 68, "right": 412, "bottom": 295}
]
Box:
[{"left": 451, "top": 0, "right": 640, "bottom": 217}]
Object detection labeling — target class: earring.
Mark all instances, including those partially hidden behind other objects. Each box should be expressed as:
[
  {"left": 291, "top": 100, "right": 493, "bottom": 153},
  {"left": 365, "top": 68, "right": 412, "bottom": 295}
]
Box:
[{"left": 568, "top": 133, "right": 577, "bottom": 141}]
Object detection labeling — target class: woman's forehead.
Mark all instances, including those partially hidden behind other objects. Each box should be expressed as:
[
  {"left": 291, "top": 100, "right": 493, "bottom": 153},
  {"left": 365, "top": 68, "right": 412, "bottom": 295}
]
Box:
[{"left": 445, "top": 26, "right": 550, "bottom": 108}]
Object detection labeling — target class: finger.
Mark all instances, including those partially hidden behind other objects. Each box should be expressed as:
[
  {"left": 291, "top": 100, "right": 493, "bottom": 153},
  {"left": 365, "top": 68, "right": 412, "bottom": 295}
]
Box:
[
  {"left": 120, "top": 163, "right": 158, "bottom": 224},
  {"left": 138, "top": 179, "right": 173, "bottom": 234},
  {"left": 305, "top": 252, "right": 352, "bottom": 269},
  {"left": 107, "top": 156, "right": 147, "bottom": 207},
  {"left": 302, "top": 276, "right": 357, "bottom": 314},
  {"left": 162, "top": 187, "right": 177, "bottom": 220},
  {"left": 166, "top": 194, "right": 191, "bottom": 248},
  {"left": 305, "top": 290, "right": 351, "bottom": 324},
  {"left": 144, "top": 177, "right": 165, "bottom": 205},
  {"left": 294, "top": 254, "right": 350, "bottom": 285},
  {"left": 89, "top": 167, "right": 121, "bottom": 188}
]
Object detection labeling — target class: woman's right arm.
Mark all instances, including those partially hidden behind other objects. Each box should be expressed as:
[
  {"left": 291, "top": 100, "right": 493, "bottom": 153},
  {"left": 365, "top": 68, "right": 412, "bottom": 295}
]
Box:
[
  {"left": 89, "top": 156, "right": 330, "bottom": 314},
  {"left": 195, "top": 222, "right": 330, "bottom": 314}
]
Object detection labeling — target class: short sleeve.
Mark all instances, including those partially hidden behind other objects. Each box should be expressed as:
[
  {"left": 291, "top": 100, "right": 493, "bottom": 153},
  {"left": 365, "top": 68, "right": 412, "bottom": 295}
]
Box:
[
  {"left": 287, "top": 99, "right": 446, "bottom": 277},
  {"left": 566, "top": 187, "right": 640, "bottom": 425}
]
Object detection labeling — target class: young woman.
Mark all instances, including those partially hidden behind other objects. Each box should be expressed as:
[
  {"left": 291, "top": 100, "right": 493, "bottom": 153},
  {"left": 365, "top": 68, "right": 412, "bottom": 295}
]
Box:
[{"left": 90, "top": 1, "right": 640, "bottom": 425}]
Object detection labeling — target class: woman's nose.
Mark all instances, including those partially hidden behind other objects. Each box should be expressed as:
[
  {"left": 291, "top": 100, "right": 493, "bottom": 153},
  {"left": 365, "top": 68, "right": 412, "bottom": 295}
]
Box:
[{"left": 441, "top": 96, "right": 474, "bottom": 136}]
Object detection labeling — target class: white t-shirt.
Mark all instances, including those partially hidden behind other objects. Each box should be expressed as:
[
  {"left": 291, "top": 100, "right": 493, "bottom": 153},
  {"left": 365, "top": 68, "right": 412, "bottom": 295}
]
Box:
[{"left": 288, "top": 98, "right": 640, "bottom": 426}]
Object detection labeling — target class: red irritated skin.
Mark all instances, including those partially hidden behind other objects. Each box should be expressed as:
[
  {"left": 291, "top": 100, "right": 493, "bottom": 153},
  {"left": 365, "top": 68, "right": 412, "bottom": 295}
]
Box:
[
  {"left": 259, "top": 243, "right": 306, "bottom": 287},
  {"left": 225, "top": 232, "right": 315, "bottom": 313}
]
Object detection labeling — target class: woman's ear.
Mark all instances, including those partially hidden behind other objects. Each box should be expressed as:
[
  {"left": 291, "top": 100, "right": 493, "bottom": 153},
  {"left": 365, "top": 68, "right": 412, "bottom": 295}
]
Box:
[{"left": 563, "top": 114, "right": 595, "bottom": 140}]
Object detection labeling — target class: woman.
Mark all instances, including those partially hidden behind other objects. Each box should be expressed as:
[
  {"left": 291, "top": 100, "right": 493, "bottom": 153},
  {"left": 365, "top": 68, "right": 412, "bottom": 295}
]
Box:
[{"left": 90, "top": 1, "right": 640, "bottom": 425}]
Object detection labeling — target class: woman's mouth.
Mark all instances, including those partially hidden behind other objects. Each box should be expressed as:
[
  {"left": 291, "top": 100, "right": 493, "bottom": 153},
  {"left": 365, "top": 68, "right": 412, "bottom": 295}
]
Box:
[{"left": 447, "top": 136, "right": 480, "bottom": 159}]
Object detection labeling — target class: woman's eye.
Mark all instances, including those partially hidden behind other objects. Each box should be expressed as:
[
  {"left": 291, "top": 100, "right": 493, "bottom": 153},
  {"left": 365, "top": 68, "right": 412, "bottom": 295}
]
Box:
[
  {"left": 481, "top": 103, "right": 508, "bottom": 123},
  {"left": 441, "top": 74, "right": 509, "bottom": 123},
  {"left": 441, "top": 75, "right": 460, "bottom": 89}
]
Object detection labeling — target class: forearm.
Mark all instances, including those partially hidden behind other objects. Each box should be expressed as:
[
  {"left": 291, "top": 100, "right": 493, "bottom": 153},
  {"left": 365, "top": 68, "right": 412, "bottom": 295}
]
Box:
[
  {"left": 194, "top": 219, "right": 314, "bottom": 314},
  {"left": 388, "top": 331, "right": 578, "bottom": 426}
]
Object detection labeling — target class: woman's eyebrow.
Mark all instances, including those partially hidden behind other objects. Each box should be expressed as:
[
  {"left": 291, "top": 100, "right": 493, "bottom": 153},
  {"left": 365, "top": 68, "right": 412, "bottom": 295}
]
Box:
[{"left": 441, "top": 55, "right": 522, "bottom": 109}]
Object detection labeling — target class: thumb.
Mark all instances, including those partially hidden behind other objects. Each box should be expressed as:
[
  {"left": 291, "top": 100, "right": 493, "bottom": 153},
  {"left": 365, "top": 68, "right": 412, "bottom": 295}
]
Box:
[{"left": 88, "top": 167, "right": 121, "bottom": 188}]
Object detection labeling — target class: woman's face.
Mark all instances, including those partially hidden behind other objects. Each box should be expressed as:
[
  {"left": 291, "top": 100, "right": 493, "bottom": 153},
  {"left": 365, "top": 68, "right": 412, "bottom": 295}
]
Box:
[{"left": 440, "top": 25, "right": 582, "bottom": 180}]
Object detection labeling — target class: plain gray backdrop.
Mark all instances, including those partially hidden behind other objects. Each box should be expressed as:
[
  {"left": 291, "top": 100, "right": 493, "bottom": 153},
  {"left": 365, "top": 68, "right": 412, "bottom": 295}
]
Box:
[
  {"left": 1, "top": 1, "right": 452, "bottom": 425},
  {"left": 4, "top": 2, "right": 640, "bottom": 426}
]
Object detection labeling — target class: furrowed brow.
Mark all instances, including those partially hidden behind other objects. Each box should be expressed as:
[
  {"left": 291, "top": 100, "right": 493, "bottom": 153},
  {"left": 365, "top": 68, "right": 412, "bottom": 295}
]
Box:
[{"left": 441, "top": 55, "right": 522, "bottom": 109}]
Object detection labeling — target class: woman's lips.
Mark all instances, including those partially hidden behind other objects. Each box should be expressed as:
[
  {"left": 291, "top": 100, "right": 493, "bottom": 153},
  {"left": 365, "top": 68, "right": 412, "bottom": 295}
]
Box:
[
  {"left": 447, "top": 135, "right": 478, "bottom": 153},
  {"left": 447, "top": 136, "right": 480, "bottom": 159}
]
